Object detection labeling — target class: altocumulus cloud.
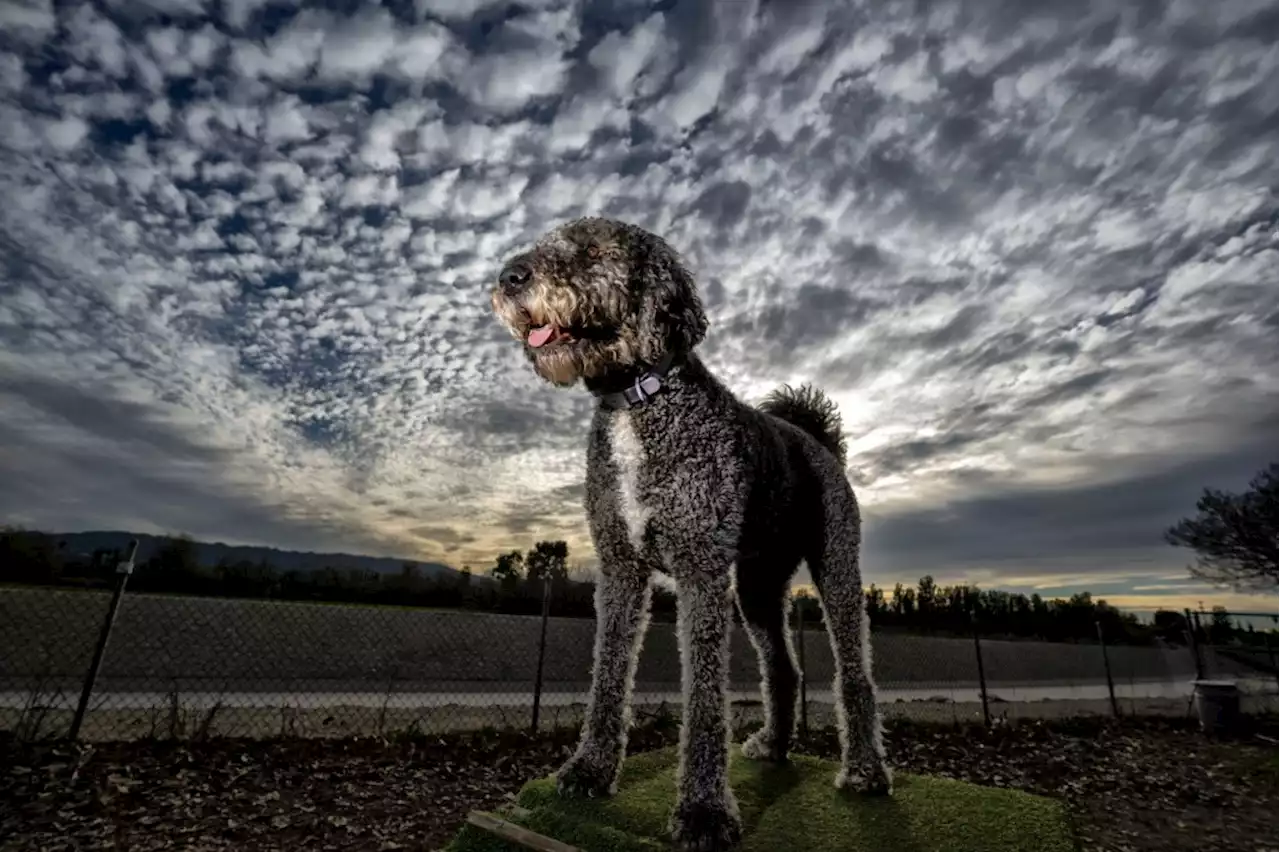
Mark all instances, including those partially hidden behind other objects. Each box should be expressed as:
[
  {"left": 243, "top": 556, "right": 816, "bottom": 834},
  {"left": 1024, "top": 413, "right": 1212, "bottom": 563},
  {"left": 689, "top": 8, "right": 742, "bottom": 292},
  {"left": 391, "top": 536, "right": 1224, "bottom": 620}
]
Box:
[{"left": 0, "top": 0, "right": 1275, "bottom": 610}]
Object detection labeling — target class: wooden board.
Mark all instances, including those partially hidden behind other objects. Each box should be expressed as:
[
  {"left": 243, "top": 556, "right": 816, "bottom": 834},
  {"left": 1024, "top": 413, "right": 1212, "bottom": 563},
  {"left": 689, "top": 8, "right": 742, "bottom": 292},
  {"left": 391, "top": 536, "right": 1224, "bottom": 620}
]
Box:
[{"left": 464, "top": 810, "right": 583, "bottom": 852}]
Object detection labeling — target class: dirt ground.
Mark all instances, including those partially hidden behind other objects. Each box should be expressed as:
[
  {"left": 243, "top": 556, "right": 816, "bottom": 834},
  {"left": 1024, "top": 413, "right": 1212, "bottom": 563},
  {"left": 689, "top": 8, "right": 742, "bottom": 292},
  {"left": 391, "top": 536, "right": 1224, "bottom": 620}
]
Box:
[{"left": 2, "top": 715, "right": 1276, "bottom": 852}]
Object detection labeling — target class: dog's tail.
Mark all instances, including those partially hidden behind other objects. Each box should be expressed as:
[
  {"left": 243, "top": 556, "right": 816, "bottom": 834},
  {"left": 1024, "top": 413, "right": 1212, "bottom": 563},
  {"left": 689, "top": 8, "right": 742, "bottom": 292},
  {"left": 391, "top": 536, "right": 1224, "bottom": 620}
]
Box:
[{"left": 758, "top": 383, "right": 848, "bottom": 468}]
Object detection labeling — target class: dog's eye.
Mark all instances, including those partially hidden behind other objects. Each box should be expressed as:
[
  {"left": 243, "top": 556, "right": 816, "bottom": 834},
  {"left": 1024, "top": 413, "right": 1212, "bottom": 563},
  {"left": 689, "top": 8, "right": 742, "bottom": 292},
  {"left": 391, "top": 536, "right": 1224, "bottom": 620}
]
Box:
[{"left": 585, "top": 244, "right": 601, "bottom": 259}]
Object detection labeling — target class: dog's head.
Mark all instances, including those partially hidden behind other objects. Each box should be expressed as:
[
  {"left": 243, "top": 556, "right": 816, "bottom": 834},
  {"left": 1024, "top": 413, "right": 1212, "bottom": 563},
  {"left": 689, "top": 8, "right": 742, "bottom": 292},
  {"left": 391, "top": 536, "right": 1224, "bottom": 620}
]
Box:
[{"left": 490, "top": 217, "right": 707, "bottom": 387}]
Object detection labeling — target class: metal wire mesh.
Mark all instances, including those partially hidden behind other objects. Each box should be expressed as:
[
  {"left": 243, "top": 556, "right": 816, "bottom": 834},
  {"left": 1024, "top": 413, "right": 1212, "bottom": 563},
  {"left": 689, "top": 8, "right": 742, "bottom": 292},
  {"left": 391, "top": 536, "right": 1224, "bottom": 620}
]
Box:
[
  {"left": 2, "top": 586, "right": 552, "bottom": 740},
  {"left": 3, "top": 584, "right": 1274, "bottom": 743},
  {"left": 1186, "top": 608, "right": 1279, "bottom": 715}
]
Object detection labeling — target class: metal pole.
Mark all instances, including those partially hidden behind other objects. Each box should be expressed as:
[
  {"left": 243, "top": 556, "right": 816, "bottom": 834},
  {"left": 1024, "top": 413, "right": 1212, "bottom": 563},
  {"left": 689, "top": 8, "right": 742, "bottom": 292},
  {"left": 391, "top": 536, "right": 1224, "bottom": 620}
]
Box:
[
  {"left": 69, "top": 540, "right": 137, "bottom": 742},
  {"left": 1187, "top": 611, "right": 1208, "bottom": 675},
  {"left": 795, "top": 595, "right": 807, "bottom": 738},
  {"left": 530, "top": 575, "right": 552, "bottom": 734},
  {"left": 971, "top": 610, "right": 990, "bottom": 727},
  {"left": 1186, "top": 609, "right": 1206, "bottom": 680},
  {"left": 1095, "top": 617, "right": 1119, "bottom": 717}
]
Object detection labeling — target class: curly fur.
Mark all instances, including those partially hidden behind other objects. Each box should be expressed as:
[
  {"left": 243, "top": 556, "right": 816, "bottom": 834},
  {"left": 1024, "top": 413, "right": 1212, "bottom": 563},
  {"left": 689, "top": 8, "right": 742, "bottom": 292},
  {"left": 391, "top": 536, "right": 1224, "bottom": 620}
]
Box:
[
  {"left": 491, "top": 217, "right": 891, "bottom": 851},
  {"left": 757, "top": 383, "right": 849, "bottom": 468}
]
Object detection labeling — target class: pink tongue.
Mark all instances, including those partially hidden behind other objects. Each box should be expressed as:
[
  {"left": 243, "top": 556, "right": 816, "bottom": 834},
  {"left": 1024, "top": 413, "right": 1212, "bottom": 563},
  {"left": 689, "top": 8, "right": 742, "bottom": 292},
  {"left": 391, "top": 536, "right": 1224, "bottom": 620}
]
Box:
[{"left": 527, "top": 325, "right": 556, "bottom": 348}]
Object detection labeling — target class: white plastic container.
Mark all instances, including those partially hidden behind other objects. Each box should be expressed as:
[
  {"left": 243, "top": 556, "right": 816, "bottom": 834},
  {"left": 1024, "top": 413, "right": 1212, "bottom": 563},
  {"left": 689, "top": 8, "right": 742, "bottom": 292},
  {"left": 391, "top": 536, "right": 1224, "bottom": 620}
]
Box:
[{"left": 1192, "top": 680, "right": 1241, "bottom": 733}]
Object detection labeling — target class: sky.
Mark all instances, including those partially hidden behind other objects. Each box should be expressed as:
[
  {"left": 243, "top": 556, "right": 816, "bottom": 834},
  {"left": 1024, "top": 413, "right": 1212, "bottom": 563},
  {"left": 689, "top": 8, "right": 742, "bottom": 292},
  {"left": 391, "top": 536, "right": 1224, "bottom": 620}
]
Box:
[{"left": 0, "top": 0, "right": 1275, "bottom": 614}]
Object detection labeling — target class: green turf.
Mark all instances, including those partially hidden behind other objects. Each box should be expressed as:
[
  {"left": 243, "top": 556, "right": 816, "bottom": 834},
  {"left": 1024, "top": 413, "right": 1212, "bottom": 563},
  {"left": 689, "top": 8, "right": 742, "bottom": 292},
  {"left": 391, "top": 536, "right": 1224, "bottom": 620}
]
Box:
[{"left": 446, "top": 746, "right": 1078, "bottom": 852}]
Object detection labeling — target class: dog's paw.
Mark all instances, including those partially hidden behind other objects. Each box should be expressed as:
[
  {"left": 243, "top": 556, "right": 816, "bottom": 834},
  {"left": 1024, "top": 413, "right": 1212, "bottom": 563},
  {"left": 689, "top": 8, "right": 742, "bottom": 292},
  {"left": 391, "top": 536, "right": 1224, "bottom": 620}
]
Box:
[
  {"left": 669, "top": 797, "right": 743, "bottom": 852},
  {"left": 834, "top": 762, "right": 893, "bottom": 796},
  {"left": 554, "top": 753, "right": 619, "bottom": 799},
  {"left": 739, "top": 729, "right": 788, "bottom": 763}
]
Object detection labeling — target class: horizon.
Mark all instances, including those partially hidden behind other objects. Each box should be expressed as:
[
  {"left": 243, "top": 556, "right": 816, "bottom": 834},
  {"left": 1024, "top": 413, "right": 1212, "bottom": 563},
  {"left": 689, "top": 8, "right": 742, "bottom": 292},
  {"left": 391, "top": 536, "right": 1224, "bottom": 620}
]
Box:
[
  {"left": 15, "top": 525, "right": 1279, "bottom": 620},
  {"left": 0, "top": 0, "right": 1276, "bottom": 618}
]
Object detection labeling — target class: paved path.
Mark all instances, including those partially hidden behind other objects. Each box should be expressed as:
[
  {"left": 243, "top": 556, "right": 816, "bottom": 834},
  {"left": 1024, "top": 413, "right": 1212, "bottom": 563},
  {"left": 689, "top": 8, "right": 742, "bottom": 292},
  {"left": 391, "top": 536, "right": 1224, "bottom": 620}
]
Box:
[{"left": 0, "top": 678, "right": 1218, "bottom": 710}]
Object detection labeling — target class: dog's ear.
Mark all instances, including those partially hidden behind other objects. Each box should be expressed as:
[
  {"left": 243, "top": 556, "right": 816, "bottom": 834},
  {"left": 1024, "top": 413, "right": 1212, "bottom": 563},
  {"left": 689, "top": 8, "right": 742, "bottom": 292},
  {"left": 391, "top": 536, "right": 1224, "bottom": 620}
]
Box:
[{"left": 632, "top": 230, "right": 708, "bottom": 364}]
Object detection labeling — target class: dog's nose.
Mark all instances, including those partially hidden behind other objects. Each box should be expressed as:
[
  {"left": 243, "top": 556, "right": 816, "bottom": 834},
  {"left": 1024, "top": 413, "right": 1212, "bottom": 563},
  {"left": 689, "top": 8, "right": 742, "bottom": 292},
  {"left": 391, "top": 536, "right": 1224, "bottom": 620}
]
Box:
[{"left": 499, "top": 261, "right": 532, "bottom": 294}]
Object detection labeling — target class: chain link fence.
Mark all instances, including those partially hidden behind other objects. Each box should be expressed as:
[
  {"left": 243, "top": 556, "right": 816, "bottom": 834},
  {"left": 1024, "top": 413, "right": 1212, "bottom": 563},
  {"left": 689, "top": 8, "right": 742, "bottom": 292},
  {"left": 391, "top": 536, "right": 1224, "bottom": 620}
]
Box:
[
  {"left": 2, "top": 579, "right": 1276, "bottom": 743},
  {"left": 1183, "top": 608, "right": 1279, "bottom": 711}
]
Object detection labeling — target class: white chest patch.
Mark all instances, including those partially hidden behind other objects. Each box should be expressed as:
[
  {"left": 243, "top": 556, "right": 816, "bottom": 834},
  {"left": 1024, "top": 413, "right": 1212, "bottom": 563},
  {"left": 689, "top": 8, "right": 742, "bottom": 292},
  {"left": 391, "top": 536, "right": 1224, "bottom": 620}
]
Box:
[{"left": 609, "top": 412, "right": 651, "bottom": 551}]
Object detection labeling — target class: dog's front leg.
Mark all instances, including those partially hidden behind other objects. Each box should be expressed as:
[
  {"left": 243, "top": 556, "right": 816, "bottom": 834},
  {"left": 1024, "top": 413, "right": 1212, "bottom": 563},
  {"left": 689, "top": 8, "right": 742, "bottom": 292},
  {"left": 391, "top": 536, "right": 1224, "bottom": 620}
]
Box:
[
  {"left": 556, "top": 564, "right": 652, "bottom": 798},
  {"left": 669, "top": 565, "right": 742, "bottom": 851}
]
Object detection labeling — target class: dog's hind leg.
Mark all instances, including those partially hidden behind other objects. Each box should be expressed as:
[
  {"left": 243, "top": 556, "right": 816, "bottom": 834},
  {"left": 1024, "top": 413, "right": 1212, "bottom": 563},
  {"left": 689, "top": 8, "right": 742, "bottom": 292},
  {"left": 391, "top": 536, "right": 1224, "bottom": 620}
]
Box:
[
  {"left": 807, "top": 486, "right": 892, "bottom": 795},
  {"left": 736, "top": 563, "right": 800, "bottom": 763},
  {"left": 555, "top": 563, "right": 653, "bottom": 798}
]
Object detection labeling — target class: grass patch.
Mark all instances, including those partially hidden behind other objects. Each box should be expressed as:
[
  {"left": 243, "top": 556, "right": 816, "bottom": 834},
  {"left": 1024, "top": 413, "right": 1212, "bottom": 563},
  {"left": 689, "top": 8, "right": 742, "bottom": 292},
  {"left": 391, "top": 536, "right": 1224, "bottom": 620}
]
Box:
[
  {"left": 1239, "top": 752, "right": 1280, "bottom": 782},
  {"left": 447, "top": 745, "right": 1078, "bottom": 852}
]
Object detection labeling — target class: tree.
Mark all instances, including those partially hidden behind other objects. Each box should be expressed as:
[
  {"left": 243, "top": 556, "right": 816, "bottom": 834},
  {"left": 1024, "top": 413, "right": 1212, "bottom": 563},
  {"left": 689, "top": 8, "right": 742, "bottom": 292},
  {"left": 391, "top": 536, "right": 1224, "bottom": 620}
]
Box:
[
  {"left": 91, "top": 546, "right": 124, "bottom": 575},
  {"left": 216, "top": 558, "right": 278, "bottom": 598},
  {"left": 1207, "top": 606, "right": 1234, "bottom": 645},
  {"left": 792, "top": 587, "right": 821, "bottom": 624},
  {"left": 157, "top": 535, "right": 200, "bottom": 574},
  {"left": 1152, "top": 609, "right": 1189, "bottom": 644},
  {"left": 865, "top": 584, "right": 886, "bottom": 622},
  {"left": 1165, "top": 463, "right": 1278, "bottom": 593},
  {"left": 136, "top": 534, "right": 202, "bottom": 592},
  {"left": 916, "top": 575, "right": 937, "bottom": 618},
  {"left": 397, "top": 563, "right": 423, "bottom": 594},
  {"left": 0, "top": 526, "right": 63, "bottom": 584},
  {"left": 525, "top": 540, "right": 569, "bottom": 586},
  {"left": 490, "top": 550, "right": 524, "bottom": 592}
]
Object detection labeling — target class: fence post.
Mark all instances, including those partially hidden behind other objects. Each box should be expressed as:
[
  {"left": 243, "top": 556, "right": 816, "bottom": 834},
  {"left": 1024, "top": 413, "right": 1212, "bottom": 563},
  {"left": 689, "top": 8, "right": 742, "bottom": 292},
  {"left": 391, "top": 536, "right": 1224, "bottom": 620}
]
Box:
[
  {"left": 1185, "top": 608, "right": 1205, "bottom": 680},
  {"left": 970, "top": 610, "right": 990, "bottom": 727},
  {"left": 69, "top": 540, "right": 137, "bottom": 742},
  {"left": 530, "top": 575, "right": 552, "bottom": 734},
  {"left": 1095, "top": 616, "right": 1119, "bottom": 717},
  {"left": 794, "top": 594, "right": 807, "bottom": 738}
]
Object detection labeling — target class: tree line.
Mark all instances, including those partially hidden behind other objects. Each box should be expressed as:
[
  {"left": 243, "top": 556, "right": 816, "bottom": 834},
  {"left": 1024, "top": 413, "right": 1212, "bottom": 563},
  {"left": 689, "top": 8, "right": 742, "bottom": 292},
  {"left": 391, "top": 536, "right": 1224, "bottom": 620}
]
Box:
[
  {"left": 0, "top": 527, "right": 597, "bottom": 619},
  {"left": 2, "top": 525, "right": 1274, "bottom": 648}
]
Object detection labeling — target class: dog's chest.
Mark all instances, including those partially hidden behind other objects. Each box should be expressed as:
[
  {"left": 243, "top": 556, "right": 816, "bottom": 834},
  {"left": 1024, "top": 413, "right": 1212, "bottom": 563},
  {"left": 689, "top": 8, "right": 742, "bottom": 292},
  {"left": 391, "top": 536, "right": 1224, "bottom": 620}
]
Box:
[{"left": 607, "top": 412, "right": 652, "bottom": 550}]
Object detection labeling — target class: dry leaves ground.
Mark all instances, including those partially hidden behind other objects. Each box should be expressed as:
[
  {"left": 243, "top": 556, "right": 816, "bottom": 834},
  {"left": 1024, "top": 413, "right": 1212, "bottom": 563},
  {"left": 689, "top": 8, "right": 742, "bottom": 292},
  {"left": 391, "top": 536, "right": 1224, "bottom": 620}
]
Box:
[{"left": 2, "top": 715, "right": 1275, "bottom": 852}]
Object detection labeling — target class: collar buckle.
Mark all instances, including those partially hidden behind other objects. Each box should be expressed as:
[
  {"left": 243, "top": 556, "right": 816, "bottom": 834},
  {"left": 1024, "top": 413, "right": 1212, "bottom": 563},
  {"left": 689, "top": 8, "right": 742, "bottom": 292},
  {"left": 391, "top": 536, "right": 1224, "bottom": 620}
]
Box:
[{"left": 595, "top": 352, "right": 678, "bottom": 410}]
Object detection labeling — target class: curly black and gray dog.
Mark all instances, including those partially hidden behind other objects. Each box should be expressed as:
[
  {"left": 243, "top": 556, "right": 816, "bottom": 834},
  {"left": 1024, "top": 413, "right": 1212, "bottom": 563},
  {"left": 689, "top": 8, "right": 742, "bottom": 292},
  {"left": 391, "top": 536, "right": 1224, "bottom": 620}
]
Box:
[{"left": 490, "top": 217, "right": 891, "bottom": 851}]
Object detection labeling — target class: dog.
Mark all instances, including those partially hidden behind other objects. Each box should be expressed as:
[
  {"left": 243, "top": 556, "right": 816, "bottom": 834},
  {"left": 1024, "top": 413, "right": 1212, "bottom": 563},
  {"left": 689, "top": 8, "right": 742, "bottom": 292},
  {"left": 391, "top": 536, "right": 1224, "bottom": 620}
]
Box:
[{"left": 490, "top": 217, "right": 891, "bottom": 850}]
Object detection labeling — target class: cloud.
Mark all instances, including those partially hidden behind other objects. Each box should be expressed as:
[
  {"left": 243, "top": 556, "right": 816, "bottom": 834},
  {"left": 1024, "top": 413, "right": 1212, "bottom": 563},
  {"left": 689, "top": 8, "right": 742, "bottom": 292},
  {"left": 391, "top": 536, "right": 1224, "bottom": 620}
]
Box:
[
  {"left": 0, "top": 0, "right": 57, "bottom": 46},
  {"left": 0, "top": 0, "right": 1274, "bottom": 612},
  {"left": 588, "top": 12, "right": 666, "bottom": 98},
  {"left": 859, "top": 414, "right": 1276, "bottom": 577},
  {"left": 44, "top": 115, "right": 90, "bottom": 151}
]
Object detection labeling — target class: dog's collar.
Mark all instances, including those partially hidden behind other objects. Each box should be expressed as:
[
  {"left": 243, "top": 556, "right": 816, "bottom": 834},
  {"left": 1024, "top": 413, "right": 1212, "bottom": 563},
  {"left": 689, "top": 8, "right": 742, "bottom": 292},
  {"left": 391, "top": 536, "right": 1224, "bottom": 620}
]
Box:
[{"left": 592, "top": 351, "right": 679, "bottom": 410}]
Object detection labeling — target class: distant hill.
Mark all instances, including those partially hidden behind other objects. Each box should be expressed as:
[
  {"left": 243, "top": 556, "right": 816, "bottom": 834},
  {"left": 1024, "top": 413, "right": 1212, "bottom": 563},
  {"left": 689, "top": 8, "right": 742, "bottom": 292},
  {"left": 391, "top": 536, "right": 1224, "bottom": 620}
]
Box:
[{"left": 45, "top": 530, "right": 473, "bottom": 582}]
